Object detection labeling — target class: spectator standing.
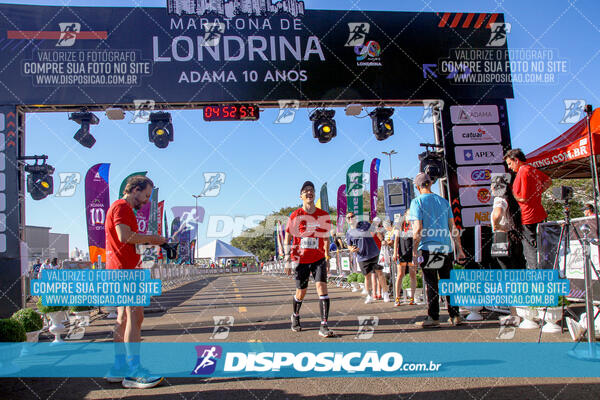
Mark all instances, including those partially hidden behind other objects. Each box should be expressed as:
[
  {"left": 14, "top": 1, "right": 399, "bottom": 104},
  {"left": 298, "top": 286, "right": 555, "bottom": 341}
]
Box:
[
  {"left": 410, "top": 173, "right": 465, "bottom": 328},
  {"left": 504, "top": 149, "right": 552, "bottom": 269},
  {"left": 394, "top": 208, "right": 417, "bottom": 306}
]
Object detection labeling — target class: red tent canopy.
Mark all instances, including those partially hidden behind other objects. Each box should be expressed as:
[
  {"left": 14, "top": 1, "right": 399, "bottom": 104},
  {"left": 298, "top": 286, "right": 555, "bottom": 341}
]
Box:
[{"left": 526, "top": 108, "right": 600, "bottom": 178}]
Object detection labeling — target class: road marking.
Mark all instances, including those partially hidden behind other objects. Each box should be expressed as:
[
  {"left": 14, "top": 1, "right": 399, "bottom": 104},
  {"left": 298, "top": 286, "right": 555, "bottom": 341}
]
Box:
[
  {"left": 238, "top": 306, "right": 247, "bottom": 313},
  {"left": 234, "top": 288, "right": 239, "bottom": 293},
  {"left": 235, "top": 294, "right": 242, "bottom": 298},
  {"left": 247, "top": 339, "right": 262, "bottom": 343}
]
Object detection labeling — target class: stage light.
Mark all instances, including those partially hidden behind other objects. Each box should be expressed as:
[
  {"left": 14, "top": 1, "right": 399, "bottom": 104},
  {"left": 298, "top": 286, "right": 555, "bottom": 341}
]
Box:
[
  {"left": 25, "top": 161, "right": 54, "bottom": 200},
  {"left": 309, "top": 109, "right": 336, "bottom": 143},
  {"left": 418, "top": 150, "right": 446, "bottom": 183},
  {"left": 369, "top": 107, "right": 394, "bottom": 141},
  {"left": 148, "top": 112, "right": 173, "bottom": 149},
  {"left": 69, "top": 111, "right": 99, "bottom": 148}
]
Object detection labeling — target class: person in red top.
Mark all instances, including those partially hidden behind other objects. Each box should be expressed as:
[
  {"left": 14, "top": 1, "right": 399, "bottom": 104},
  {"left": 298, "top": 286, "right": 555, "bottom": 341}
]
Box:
[
  {"left": 105, "top": 175, "right": 166, "bottom": 389},
  {"left": 281, "top": 181, "right": 334, "bottom": 338},
  {"left": 504, "top": 149, "right": 552, "bottom": 269}
]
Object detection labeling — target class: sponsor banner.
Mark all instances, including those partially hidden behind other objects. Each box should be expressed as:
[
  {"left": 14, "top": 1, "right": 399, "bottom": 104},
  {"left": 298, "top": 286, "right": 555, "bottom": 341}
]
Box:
[
  {"left": 1, "top": 342, "right": 598, "bottom": 377},
  {"left": 369, "top": 158, "right": 380, "bottom": 221},
  {"left": 147, "top": 187, "right": 159, "bottom": 234},
  {"left": 346, "top": 160, "right": 364, "bottom": 217},
  {"left": 320, "top": 183, "right": 329, "bottom": 213},
  {"left": 456, "top": 165, "right": 506, "bottom": 186},
  {"left": 528, "top": 139, "right": 590, "bottom": 169},
  {"left": 452, "top": 124, "right": 502, "bottom": 144},
  {"left": 454, "top": 145, "right": 504, "bottom": 165},
  {"left": 458, "top": 186, "right": 493, "bottom": 207},
  {"left": 0, "top": 5, "right": 512, "bottom": 106},
  {"left": 337, "top": 184, "right": 347, "bottom": 233},
  {"left": 450, "top": 105, "right": 499, "bottom": 124},
  {"left": 85, "top": 163, "right": 110, "bottom": 263},
  {"left": 461, "top": 206, "right": 492, "bottom": 227}
]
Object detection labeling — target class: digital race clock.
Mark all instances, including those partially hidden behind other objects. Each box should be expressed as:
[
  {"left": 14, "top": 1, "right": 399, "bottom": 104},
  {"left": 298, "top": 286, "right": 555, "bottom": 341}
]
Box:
[{"left": 203, "top": 105, "right": 260, "bottom": 121}]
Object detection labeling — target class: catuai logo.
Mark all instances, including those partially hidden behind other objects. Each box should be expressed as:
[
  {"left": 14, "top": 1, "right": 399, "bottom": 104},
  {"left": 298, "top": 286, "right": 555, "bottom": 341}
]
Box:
[
  {"left": 471, "top": 169, "right": 491, "bottom": 182},
  {"left": 477, "top": 188, "right": 491, "bottom": 203},
  {"left": 192, "top": 345, "right": 222, "bottom": 375}
]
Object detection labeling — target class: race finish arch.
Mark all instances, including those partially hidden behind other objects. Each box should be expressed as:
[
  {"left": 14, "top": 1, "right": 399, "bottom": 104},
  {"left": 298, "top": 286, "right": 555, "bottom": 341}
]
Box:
[{"left": 0, "top": 2, "right": 514, "bottom": 316}]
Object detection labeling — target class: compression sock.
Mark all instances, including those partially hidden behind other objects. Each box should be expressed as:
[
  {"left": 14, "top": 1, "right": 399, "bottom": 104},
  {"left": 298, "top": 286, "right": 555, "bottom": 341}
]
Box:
[
  {"left": 293, "top": 295, "right": 303, "bottom": 316},
  {"left": 319, "top": 295, "right": 330, "bottom": 324}
]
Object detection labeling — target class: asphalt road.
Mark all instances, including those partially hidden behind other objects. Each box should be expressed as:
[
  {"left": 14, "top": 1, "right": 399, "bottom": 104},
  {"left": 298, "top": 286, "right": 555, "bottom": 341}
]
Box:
[{"left": 2, "top": 273, "right": 598, "bottom": 399}]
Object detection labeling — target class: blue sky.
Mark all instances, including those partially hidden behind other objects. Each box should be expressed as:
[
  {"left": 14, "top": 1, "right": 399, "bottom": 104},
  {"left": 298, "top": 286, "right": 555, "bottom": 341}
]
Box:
[{"left": 4, "top": 0, "right": 599, "bottom": 255}]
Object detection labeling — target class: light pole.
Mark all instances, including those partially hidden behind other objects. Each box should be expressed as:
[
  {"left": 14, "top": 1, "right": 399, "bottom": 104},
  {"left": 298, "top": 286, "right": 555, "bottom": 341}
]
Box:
[
  {"left": 192, "top": 194, "right": 202, "bottom": 260},
  {"left": 382, "top": 150, "right": 397, "bottom": 179}
]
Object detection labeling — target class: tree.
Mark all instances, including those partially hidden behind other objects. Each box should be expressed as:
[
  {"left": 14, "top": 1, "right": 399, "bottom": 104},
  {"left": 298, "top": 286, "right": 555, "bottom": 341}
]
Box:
[{"left": 541, "top": 178, "right": 593, "bottom": 221}]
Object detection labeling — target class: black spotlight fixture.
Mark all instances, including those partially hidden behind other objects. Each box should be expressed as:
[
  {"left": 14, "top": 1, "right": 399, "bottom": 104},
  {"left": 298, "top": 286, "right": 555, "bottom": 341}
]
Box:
[
  {"left": 309, "top": 109, "right": 336, "bottom": 143},
  {"left": 24, "top": 159, "right": 55, "bottom": 200},
  {"left": 418, "top": 144, "right": 446, "bottom": 183},
  {"left": 369, "top": 107, "right": 394, "bottom": 141},
  {"left": 148, "top": 112, "right": 174, "bottom": 149},
  {"left": 69, "top": 111, "right": 99, "bottom": 148}
]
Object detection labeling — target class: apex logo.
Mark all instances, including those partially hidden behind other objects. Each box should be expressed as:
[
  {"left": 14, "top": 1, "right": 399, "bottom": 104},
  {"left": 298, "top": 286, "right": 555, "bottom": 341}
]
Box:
[{"left": 192, "top": 345, "right": 222, "bottom": 375}]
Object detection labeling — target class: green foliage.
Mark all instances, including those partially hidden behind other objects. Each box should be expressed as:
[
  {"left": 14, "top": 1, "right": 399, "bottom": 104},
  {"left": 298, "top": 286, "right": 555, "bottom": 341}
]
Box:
[
  {"left": 558, "top": 296, "right": 570, "bottom": 307},
  {"left": 10, "top": 308, "right": 43, "bottom": 332},
  {"left": 0, "top": 318, "right": 26, "bottom": 342},
  {"left": 402, "top": 271, "right": 423, "bottom": 289},
  {"left": 36, "top": 298, "right": 68, "bottom": 314},
  {"left": 69, "top": 306, "right": 93, "bottom": 313},
  {"left": 542, "top": 178, "right": 592, "bottom": 221},
  {"left": 346, "top": 273, "right": 358, "bottom": 283},
  {"left": 356, "top": 274, "right": 365, "bottom": 283}
]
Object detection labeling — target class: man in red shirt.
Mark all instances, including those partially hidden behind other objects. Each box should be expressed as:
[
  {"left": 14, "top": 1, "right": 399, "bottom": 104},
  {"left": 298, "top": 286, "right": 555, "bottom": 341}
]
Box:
[
  {"left": 105, "top": 175, "right": 166, "bottom": 388},
  {"left": 504, "top": 149, "right": 552, "bottom": 268},
  {"left": 281, "top": 181, "right": 334, "bottom": 337}
]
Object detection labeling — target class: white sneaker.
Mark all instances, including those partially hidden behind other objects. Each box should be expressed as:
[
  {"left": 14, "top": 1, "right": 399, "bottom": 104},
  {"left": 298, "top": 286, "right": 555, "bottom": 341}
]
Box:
[
  {"left": 365, "top": 295, "right": 374, "bottom": 304},
  {"left": 382, "top": 292, "right": 390, "bottom": 303},
  {"left": 361, "top": 287, "right": 369, "bottom": 296},
  {"left": 566, "top": 317, "right": 585, "bottom": 341}
]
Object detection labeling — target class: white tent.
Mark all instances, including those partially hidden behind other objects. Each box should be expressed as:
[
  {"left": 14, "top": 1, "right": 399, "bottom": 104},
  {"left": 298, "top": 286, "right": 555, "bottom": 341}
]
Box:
[{"left": 195, "top": 239, "right": 254, "bottom": 261}]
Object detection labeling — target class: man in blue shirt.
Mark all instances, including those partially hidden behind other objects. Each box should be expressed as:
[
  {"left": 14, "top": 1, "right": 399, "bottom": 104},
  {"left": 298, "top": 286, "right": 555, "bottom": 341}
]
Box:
[
  {"left": 409, "top": 173, "right": 466, "bottom": 327},
  {"left": 346, "top": 212, "right": 390, "bottom": 304}
]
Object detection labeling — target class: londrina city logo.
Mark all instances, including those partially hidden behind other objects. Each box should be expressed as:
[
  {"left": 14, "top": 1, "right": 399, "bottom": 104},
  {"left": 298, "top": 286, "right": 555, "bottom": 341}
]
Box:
[{"left": 192, "top": 345, "right": 223, "bottom": 375}]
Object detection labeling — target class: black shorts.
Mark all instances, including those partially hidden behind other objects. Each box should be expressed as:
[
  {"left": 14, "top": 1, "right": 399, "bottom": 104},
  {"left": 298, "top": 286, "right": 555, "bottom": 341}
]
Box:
[
  {"left": 294, "top": 258, "right": 328, "bottom": 289},
  {"left": 398, "top": 237, "right": 413, "bottom": 263},
  {"left": 358, "top": 256, "right": 383, "bottom": 275}
]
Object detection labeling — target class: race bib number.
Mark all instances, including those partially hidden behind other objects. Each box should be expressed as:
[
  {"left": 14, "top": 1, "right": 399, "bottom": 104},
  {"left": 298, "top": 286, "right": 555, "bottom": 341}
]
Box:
[{"left": 300, "top": 237, "right": 318, "bottom": 249}]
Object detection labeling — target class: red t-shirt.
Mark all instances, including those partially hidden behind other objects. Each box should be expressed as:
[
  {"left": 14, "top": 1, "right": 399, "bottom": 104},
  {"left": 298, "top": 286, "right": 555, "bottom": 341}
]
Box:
[
  {"left": 105, "top": 199, "right": 140, "bottom": 269},
  {"left": 513, "top": 164, "right": 551, "bottom": 225},
  {"left": 285, "top": 207, "right": 331, "bottom": 264}
]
